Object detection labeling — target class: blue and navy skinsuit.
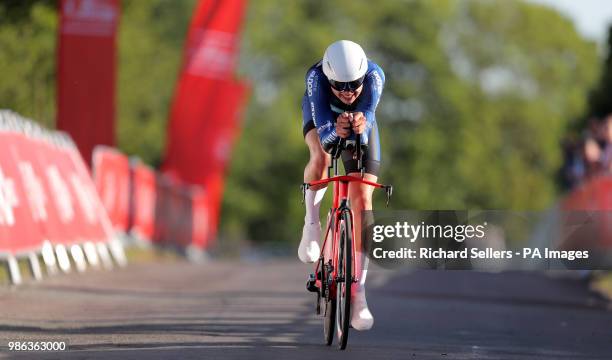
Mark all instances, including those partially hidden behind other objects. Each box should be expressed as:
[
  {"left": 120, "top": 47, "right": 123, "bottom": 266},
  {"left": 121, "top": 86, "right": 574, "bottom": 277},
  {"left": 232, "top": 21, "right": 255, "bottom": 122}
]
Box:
[{"left": 301, "top": 59, "right": 385, "bottom": 175}]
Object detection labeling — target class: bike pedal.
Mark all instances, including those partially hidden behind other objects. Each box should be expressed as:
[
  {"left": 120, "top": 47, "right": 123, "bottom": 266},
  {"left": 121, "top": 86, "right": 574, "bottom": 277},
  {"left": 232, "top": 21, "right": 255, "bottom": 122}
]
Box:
[{"left": 306, "top": 274, "right": 319, "bottom": 293}]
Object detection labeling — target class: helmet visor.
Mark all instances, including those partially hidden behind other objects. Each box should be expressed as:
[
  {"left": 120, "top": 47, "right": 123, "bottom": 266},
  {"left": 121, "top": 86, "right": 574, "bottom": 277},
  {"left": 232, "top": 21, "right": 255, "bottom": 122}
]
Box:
[{"left": 329, "top": 75, "right": 365, "bottom": 92}]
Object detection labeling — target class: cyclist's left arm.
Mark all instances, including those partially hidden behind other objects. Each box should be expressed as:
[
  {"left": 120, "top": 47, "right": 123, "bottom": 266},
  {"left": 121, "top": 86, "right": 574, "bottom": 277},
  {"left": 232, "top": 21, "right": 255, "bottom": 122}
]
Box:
[{"left": 354, "top": 63, "right": 385, "bottom": 143}]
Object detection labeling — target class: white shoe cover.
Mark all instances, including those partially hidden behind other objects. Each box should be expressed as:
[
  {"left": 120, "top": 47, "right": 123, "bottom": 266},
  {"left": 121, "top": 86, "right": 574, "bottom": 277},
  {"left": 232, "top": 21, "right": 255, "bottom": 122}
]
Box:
[
  {"left": 350, "top": 287, "right": 374, "bottom": 331},
  {"left": 298, "top": 222, "right": 321, "bottom": 263}
]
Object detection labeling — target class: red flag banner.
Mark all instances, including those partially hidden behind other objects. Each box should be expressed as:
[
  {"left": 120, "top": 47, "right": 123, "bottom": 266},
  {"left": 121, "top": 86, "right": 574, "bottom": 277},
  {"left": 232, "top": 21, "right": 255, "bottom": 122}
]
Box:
[
  {"left": 57, "top": 0, "right": 119, "bottom": 164},
  {"left": 163, "top": 0, "right": 249, "bottom": 243}
]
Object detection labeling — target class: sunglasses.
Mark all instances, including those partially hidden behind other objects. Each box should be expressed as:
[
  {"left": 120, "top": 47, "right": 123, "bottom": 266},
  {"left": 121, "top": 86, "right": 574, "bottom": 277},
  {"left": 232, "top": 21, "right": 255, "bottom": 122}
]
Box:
[{"left": 329, "top": 75, "right": 365, "bottom": 92}]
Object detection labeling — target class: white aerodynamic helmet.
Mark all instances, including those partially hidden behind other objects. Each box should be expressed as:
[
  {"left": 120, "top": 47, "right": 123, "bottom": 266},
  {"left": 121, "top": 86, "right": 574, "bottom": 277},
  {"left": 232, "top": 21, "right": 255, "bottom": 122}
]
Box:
[{"left": 322, "top": 40, "right": 368, "bottom": 89}]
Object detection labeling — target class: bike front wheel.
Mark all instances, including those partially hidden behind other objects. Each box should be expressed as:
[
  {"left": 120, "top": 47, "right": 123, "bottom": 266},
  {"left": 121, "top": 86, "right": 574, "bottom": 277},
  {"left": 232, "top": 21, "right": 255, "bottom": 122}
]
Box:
[{"left": 336, "top": 209, "right": 352, "bottom": 350}]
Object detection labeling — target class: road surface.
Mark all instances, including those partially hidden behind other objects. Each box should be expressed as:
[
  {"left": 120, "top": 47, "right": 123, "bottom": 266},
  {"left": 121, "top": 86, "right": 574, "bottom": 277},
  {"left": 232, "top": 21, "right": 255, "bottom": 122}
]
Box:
[{"left": 0, "top": 258, "right": 611, "bottom": 359}]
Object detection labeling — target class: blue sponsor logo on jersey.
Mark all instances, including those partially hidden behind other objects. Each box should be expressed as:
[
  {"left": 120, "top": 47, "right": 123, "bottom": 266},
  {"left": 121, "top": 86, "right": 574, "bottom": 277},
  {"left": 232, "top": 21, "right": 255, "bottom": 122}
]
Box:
[
  {"left": 317, "top": 122, "right": 332, "bottom": 134},
  {"left": 310, "top": 101, "right": 316, "bottom": 125},
  {"left": 307, "top": 71, "right": 317, "bottom": 97}
]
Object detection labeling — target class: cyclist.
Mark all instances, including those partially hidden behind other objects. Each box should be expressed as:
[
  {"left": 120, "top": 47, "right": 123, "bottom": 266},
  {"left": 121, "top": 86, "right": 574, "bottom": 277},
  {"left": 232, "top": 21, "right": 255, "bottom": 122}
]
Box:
[{"left": 298, "top": 40, "right": 384, "bottom": 331}]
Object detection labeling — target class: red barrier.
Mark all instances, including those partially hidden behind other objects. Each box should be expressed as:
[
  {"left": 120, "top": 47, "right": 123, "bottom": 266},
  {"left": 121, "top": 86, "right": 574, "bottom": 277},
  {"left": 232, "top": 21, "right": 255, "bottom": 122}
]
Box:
[
  {"left": 0, "top": 111, "right": 129, "bottom": 285},
  {"left": 152, "top": 176, "right": 193, "bottom": 248},
  {"left": 152, "top": 175, "right": 170, "bottom": 245},
  {"left": 92, "top": 146, "right": 211, "bottom": 253},
  {"left": 131, "top": 162, "right": 156, "bottom": 242},
  {"left": 0, "top": 124, "right": 118, "bottom": 257},
  {"left": 12, "top": 134, "right": 71, "bottom": 249},
  {"left": 169, "top": 185, "right": 191, "bottom": 248},
  {"left": 92, "top": 146, "right": 131, "bottom": 233},
  {"left": 190, "top": 187, "right": 209, "bottom": 249},
  {"left": 0, "top": 132, "right": 45, "bottom": 255},
  {"left": 65, "top": 142, "right": 116, "bottom": 244}
]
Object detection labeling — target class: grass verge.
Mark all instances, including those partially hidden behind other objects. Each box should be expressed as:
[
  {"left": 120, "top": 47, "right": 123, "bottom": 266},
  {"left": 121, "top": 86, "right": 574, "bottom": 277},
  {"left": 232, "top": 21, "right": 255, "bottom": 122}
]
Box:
[
  {"left": 591, "top": 272, "right": 612, "bottom": 301},
  {"left": 0, "top": 246, "right": 182, "bottom": 286}
]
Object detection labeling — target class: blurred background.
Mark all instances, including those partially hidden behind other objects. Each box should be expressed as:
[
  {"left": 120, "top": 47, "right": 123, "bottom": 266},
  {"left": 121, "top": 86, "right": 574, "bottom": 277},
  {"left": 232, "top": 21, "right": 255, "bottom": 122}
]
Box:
[
  {"left": 1, "top": 0, "right": 611, "bottom": 247},
  {"left": 2, "top": 2, "right": 612, "bottom": 357}
]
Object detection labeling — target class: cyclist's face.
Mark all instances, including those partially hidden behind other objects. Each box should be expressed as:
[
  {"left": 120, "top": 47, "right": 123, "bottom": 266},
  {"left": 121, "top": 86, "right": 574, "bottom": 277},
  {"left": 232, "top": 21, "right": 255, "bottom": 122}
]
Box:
[{"left": 331, "top": 85, "right": 363, "bottom": 105}]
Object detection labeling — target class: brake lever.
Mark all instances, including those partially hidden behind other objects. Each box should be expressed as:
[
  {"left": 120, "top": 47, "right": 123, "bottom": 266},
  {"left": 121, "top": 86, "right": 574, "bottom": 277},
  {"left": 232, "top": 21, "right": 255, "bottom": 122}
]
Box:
[
  {"left": 354, "top": 132, "right": 364, "bottom": 177},
  {"left": 354, "top": 132, "right": 361, "bottom": 160}
]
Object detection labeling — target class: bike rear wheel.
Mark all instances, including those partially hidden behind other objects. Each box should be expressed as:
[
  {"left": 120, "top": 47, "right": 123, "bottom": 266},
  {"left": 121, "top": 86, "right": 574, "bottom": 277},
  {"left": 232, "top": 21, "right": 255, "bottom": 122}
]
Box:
[
  {"left": 323, "top": 294, "right": 335, "bottom": 345},
  {"left": 336, "top": 210, "right": 352, "bottom": 350},
  {"left": 322, "top": 252, "right": 335, "bottom": 345}
]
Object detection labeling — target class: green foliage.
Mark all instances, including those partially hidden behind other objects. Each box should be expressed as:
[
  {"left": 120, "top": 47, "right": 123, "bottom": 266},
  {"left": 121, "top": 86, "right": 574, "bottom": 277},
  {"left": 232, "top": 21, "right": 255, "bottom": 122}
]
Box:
[
  {"left": 0, "top": 1, "right": 56, "bottom": 128},
  {"left": 588, "top": 27, "right": 612, "bottom": 118},
  {"left": 117, "top": 0, "right": 197, "bottom": 166}
]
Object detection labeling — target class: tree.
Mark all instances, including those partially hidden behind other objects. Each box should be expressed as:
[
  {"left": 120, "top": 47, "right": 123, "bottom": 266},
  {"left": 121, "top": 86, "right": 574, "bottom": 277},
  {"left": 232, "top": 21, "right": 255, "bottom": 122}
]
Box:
[
  {"left": 117, "top": 0, "right": 197, "bottom": 166},
  {"left": 587, "top": 26, "right": 612, "bottom": 118},
  {"left": 0, "top": 1, "right": 56, "bottom": 128}
]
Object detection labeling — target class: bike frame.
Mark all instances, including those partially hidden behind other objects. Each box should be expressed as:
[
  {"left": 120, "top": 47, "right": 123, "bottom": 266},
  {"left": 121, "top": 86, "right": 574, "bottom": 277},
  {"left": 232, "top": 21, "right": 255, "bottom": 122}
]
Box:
[
  {"left": 307, "top": 174, "right": 386, "bottom": 296},
  {"left": 304, "top": 135, "right": 392, "bottom": 301}
]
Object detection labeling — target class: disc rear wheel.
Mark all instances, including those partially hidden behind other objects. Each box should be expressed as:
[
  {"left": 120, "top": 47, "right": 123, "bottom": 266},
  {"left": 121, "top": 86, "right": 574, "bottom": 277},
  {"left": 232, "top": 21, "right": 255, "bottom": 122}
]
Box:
[
  {"left": 322, "top": 256, "right": 335, "bottom": 345},
  {"left": 323, "top": 293, "right": 335, "bottom": 345}
]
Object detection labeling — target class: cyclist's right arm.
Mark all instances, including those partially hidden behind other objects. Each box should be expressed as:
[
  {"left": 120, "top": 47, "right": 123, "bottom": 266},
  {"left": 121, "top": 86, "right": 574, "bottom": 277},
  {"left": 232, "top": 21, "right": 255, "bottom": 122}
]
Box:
[{"left": 305, "top": 66, "right": 338, "bottom": 152}]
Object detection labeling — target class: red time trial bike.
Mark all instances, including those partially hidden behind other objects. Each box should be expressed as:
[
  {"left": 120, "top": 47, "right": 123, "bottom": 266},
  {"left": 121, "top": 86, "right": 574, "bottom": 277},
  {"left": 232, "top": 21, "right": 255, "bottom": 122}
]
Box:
[{"left": 302, "top": 135, "right": 392, "bottom": 350}]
